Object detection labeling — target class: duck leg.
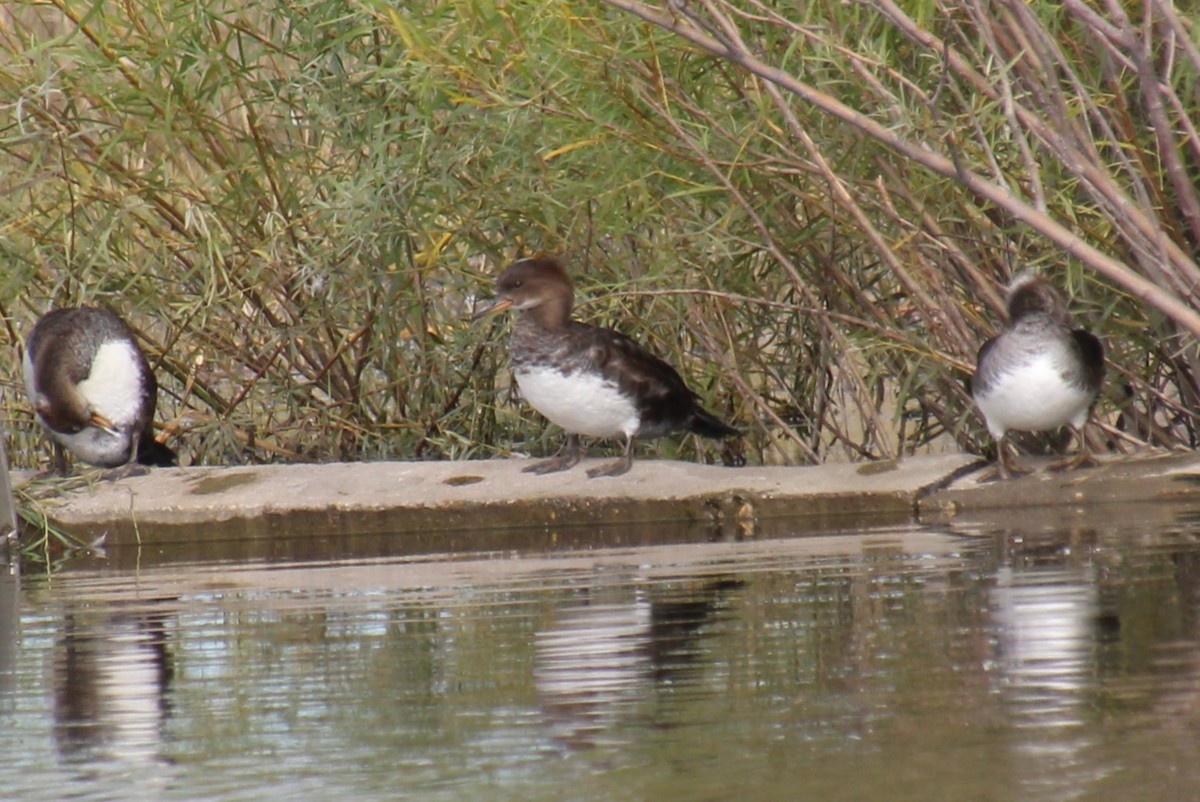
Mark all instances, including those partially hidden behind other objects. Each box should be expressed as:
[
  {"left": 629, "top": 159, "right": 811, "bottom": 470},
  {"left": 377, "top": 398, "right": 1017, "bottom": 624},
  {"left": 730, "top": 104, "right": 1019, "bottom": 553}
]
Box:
[
  {"left": 587, "top": 435, "right": 634, "bottom": 479},
  {"left": 100, "top": 430, "right": 150, "bottom": 480},
  {"left": 987, "top": 433, "right": 1033, "bottom": 481},
  {"left": 524, "top": 434, "right": 586, "bottom": 475},
  {"left": 1048, "top": 424, "right": 1100, "bottom": 472},
  {"left": 52, "top": 442, "right": 71, "bottom": 477}
]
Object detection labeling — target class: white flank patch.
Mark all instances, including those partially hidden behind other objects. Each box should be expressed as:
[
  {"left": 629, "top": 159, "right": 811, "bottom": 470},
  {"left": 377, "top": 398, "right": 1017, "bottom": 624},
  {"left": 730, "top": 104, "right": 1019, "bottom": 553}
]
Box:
[
  {"left": 976, "top": 353, "right": 1092, "bottom": 437},
  {"left": 515, "top": 367, "right": 640, "bottom": 439}
]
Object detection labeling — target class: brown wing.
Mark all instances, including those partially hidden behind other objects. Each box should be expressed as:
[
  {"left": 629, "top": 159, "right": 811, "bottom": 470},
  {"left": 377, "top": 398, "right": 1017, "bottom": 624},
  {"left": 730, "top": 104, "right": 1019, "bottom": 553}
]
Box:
[{"left": 573, "top": 322, "right": 734, "bottom": 438}]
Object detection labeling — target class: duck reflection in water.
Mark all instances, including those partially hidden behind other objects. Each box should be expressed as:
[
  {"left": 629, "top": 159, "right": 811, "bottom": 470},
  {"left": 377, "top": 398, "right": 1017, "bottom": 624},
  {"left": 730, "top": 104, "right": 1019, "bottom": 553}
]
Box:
[
  {"left": 534, "top": 579, "right": 740, "bottom": 751},
  {"left": 54, "top": 610, "right": 174, "bottom": 770},
  {"left": 989, "top": 533, "right": 1113, "bottom": 798}
]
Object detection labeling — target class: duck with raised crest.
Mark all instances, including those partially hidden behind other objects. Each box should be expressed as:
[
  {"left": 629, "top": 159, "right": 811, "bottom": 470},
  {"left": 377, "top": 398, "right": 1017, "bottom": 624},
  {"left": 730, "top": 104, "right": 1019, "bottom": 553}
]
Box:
[
  {"left": 473, "top": 257, "right": 738, "bottom": 478},
  {"left": 971, "top": 275, "right": 1105, "bottom": 479},
  {"left": 23, "top": 307, "right": 177, "bottom": 475}
]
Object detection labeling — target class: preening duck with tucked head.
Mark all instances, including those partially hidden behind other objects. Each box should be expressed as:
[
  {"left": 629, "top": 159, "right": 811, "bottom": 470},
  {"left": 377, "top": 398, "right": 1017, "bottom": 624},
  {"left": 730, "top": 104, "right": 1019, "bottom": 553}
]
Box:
[
  {"left": 23, "top": 307, "right": 177, "bottom": 476},
  {"left": 474, "top": 256, "right": 738, "bottom": 478}
]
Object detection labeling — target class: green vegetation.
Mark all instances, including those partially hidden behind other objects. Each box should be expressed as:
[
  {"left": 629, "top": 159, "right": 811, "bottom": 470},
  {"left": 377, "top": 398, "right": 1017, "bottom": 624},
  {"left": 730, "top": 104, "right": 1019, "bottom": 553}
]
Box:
[
  {"left": 13, "top": 480, "right": 101, "bottom": 565},
  {"left": 1, "top": 0, "right": 1197, "bottom": 473}
]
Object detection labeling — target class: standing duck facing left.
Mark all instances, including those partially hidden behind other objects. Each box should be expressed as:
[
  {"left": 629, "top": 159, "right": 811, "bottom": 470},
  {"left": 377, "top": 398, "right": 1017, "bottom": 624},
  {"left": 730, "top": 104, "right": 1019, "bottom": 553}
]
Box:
[
  {"left": 473, "top": 257, "right": 738, "bottom": 478},
  {"left": 23, "top": 307, "right": 177, "bottom": 474}
]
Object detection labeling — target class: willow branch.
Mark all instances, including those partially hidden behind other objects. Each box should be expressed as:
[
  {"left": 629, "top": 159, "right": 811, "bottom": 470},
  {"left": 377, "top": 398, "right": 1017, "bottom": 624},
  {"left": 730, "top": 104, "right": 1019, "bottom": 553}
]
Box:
[{"left": 603, "top": 0, "right": 1200, "bottom": 337}]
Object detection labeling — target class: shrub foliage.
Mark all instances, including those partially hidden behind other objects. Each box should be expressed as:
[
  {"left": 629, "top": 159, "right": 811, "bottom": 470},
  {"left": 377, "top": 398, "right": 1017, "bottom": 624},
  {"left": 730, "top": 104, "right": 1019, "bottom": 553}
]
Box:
[{"left": 1, "top": 0, "right": 1197, "bottom": 468}]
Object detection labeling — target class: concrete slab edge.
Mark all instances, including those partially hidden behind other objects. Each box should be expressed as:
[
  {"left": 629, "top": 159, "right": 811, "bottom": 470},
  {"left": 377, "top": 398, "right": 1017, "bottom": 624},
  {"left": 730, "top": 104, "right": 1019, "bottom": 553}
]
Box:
[
  {"left": 14, "top": 450, "right": 1200, "bottom": 548},
  {"left": 16, "top": 454, "right": 978, "bottom": 546}
]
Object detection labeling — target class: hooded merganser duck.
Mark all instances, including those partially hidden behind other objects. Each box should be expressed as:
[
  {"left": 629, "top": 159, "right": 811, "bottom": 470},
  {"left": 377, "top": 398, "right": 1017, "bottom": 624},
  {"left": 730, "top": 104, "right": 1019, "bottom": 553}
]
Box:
[
  {"left": 23, "top": 307, "right": 177, "bottom": 474},
  {"left": 971, "top": 275, "right": 1104, "bottom": 479},
  {"left": 474, "top": 257, "right": 738, "bottom": 478}
]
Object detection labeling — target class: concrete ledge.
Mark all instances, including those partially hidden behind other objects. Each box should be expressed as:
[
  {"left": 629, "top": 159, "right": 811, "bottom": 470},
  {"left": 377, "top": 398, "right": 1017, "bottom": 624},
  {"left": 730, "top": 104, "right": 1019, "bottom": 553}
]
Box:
[
  {"left": 920, "top": 449, "right": 1200, "bottom": 524},
  {"left": 21, "top": 450, "right": 1200, "bottom": 552},
  {"left": 21, "top": 453, "right": 977, "bottom": 546}
]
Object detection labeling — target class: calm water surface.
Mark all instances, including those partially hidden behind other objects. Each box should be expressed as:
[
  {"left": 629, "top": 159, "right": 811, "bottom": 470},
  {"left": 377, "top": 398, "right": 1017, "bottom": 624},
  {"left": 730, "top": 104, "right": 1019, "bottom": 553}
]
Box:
[{"left": 4, "top": 509, "right": 1200, "bottom": 801}]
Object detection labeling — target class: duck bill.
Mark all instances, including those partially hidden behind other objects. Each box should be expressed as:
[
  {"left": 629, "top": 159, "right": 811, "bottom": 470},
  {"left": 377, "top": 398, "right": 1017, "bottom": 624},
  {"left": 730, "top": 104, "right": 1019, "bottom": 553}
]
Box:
[
  {"left": 90, "top": 411, "right": 120, "bottom": 436},
  {"left": 471, "top": 297, "right": 513, "bottom": 322}
]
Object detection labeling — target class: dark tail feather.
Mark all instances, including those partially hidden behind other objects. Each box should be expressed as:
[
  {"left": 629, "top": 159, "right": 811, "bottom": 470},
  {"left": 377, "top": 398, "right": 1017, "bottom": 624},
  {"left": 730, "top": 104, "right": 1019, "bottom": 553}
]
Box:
[
  {"left": 137, "top": 434, "right": 179, "bottom": 467},
  {"left": 689, "top": 407, "right": 738, "bottom": 439}
]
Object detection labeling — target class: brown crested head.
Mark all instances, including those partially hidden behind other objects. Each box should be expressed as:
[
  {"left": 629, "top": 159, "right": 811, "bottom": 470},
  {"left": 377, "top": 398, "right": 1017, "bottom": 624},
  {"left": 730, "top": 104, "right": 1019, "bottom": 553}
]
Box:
[
  {"left": 1005, "top": 274, "right": 1069, "bottom": 324},
  {"left": 475, "top": 256, "right": 575, "bottom": 329}
]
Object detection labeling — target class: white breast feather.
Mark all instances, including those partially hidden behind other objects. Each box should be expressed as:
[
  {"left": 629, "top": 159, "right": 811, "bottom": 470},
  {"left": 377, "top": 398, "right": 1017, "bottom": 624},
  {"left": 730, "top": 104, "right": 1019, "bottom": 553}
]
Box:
[
  {"left": 976, "top": 353, "right": 1092, "bottom": 437},
  {"left": 515, "top": 367, "right": 640, "bottom": 439},
  {"left": 53, "top": 427, "right": 130, "bottom": 466},
  {"left": 77, "top": 340, "right": 146, "bottom": 428}
]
